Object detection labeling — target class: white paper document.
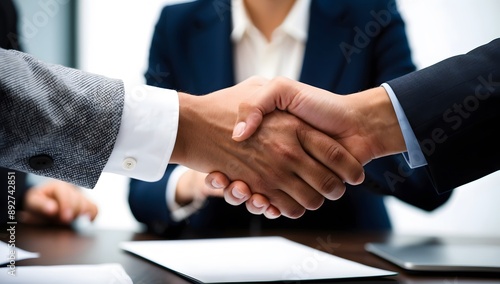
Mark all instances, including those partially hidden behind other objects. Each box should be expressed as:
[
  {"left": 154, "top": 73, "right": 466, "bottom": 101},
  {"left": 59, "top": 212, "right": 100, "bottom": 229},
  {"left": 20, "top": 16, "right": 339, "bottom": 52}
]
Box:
[
  {"left": 121, "top": 236, "right": 396, "bottom": 283},
  {"left": 0, "top": 263, "right": 133, "bottom": 284},
  {"left": 0, "top": 241, "right": 39, "bottom": 265}
]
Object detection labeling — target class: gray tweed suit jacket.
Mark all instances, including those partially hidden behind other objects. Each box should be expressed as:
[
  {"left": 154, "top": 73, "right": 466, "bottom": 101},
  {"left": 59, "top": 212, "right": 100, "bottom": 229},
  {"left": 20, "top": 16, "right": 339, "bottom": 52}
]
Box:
[{"left": 0, "top": 48, "right": 124, "bottom": 188}]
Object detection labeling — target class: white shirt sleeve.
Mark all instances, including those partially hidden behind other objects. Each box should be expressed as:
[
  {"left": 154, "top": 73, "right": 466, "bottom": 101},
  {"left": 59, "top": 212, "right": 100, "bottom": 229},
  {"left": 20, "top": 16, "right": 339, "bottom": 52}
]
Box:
[
  {"left": 381, "top": 83, "right": 428, "bottom": 168},
  {"left": 103, "top": 83, "right": 179, "bottom": 181},
  {"left": 165, "top": 165, "right": 206, "bottom": 222}
]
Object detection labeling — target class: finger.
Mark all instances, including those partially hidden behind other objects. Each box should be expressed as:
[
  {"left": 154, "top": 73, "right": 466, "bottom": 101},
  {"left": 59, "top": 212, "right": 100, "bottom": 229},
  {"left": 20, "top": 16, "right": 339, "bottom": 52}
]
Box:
[
  {"left": 291, "top": 129, "right": 358, "bottom": 203},
  {"left": 223, "top": 182, "right": 252, "bottom": 206},
  {"left": 272, "top": 175, "right": 324, "bottom": 215},
  {"left": 49, "top": 183, "right": 81, "bottom": 223},
  {"left": 290, "top": 149, "right": 346, "bottom": 203},
  {"left": 244, "top": 194, "right": 281, "bottom": 219},
  {"left": 233, "top": 77, "right": 302, "bottom": 141},
  {"left": 205, "top": 171, "right": 231, "bottom": 190},
  {"left": 24, "top": 189, "right": 58, "bottom": 217},
  {"left": 238, "top": 174, "right": 307, "bottom": 219},
  {"left": 75, "top": 194, "right": 90, "bottom": 216},
  {"left": 81, "top": 197, "right": 98, "bottom": 221},
  {"left": 263, "top": 205, "right": 281, "bottom": 219},
  {"left": 208, "top": 171, "right": 307, "bottom": 218},
  {"left": 88, "top": 202, "right": 99, "bottom": 221},
  {"left": 245, "top": 194, "right": 270, "bottom": 215},
  {"left": 299, "top": 123, "right": 365, "bottom": 186}
]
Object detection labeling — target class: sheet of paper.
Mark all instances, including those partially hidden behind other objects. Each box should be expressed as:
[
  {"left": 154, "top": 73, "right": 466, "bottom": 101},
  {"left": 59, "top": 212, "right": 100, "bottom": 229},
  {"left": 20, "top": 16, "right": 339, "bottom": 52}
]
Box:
[
  {"left": 0, "top": 241, "right": 39, "bottom": 265},
  {"left": 0, "top": 263, "right": 133, "bottom": 284},
  {"left": 121, "top": 236, "right": 396, "bottom": 283}
]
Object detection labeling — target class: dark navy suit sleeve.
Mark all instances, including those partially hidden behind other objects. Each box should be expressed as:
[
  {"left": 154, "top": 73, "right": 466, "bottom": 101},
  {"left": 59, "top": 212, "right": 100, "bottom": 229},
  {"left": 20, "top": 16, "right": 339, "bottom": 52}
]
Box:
[
  {"left": 144, "top": 6, "right": 176, "bottom": 89},
  {"left": 128, "top": 164, "right": 187, "bottom": 235},
  {"left": 371, "top": 1, "right": 414, "bottom": 85},
  {"left": 388, "top": 38, "right": 500, "bottom": 193},
  {"left": 351, "top": 0, "right": 452, "bottom": 210}
]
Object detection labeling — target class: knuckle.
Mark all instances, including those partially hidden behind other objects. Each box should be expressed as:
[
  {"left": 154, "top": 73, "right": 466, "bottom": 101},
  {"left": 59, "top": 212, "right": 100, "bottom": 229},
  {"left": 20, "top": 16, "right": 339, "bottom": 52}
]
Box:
[
  {"left": 284, "top": 206, "right": 306, "bottom": 219},
  {"left": 246, "top": 203, "right": 264, "bottom": 215},
  {"left": 252, "top": 181, "right": 278, "bottom": 202},
  {"left": 320, "top": 174, "right": 345, "bottom": 199},
  {"left": 325, "top": 143, "right": 346, "bottom": 164},
  {"left": 274, "top": 143, "right": 300, "bottom": 163},
  {"left": 224, "top": 190, "right": 243, "bottom": 205},
  {"left": 272, "top": 76, "right": 291, "bottom": 87},
  {"left": 304, "top": 195, "right": 324, "bottom": 211},
  {"left": 331, "top": 183, "right": 347, "bottom": 200}
]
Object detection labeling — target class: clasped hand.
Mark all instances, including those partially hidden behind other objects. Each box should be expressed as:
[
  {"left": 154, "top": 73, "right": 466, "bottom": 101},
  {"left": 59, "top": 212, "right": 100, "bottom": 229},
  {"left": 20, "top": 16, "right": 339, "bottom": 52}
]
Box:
[
  {"left": 170, "top": 77, "right": 366, "bottom": 219},
  {"left": 174, "top": 76, "right": 404, "bottom": 218},
  {"left": 203, "top": 77, "right": 404, "bottom": 218}
]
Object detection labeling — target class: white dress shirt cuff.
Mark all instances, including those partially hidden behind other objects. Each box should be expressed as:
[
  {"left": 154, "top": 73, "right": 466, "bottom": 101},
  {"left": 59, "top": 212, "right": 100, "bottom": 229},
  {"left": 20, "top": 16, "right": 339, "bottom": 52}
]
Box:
[
  {"left": 165, "top": 165, "right": 205, "bottom": 222},
  {"left": 381, "top": 83, "right": 428, "bottom": 168},
  {"left": 103, "top": 83, "right": 179, "bottom": 181}
]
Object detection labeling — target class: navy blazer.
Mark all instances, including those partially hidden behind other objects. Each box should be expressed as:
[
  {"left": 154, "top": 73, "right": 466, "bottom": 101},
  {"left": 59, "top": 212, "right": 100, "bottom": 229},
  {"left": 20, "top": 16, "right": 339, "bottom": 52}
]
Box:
[
  {"left": 129, "top": 0, "right": 451, "bottom": 237},
  {"left": 389, "top": 38, "right": 500, "bottom": 193}
]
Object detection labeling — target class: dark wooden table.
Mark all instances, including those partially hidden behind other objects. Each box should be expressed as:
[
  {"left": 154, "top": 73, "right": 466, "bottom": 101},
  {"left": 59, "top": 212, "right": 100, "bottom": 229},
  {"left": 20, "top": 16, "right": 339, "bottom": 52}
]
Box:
[{"left": 5, "top": 225, "right": 500, "bottom": 283}]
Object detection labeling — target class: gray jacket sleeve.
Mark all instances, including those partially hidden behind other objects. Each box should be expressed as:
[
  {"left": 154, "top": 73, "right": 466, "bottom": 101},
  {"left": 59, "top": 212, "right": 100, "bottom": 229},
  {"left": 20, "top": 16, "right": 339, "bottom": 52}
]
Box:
[{"left": 0, "top": 48, "right": 124, "bottom": 188}]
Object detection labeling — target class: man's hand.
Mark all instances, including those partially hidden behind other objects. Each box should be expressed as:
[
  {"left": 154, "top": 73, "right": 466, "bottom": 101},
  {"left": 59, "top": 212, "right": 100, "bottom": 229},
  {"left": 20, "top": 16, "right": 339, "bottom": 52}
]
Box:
[
  {"left": 205, "top": 172, "right": 281, "bottom": 218},
  {"left": 207, "top": 77, "right": 407, "bottom": 217},
  {"left": 232, "top": 77, "right": 406, "bottom": 163},
  {"left": 20, "top": 180, "right": 98, "bottom": 225},
  {"left": 169, "top": 77, "right": 364, "bottom": 219},
  {"left": 175, "top": 170, "right": 223, "bottom": 206}
]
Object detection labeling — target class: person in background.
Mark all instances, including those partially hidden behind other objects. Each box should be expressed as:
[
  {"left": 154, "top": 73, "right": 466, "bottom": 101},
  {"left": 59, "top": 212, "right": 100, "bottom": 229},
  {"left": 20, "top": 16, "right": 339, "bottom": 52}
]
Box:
[
  {"left": 0, "top": 172, "right": 98, "bottom": 226},
  {"left": 1, "top": 0, "right": 360, "bottom": 219},
  {"left": 0, "top": 0, "right": 98, "bottom": 227},
  {"left": 129, "top": 0, "right": 451, "bottom": 237}
]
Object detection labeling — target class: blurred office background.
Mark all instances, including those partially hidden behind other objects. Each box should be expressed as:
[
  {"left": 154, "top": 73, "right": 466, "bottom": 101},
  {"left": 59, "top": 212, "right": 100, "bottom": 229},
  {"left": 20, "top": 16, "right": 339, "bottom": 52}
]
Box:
[{"left": 14, "top": 0, "right": 500, "bottom": 235}]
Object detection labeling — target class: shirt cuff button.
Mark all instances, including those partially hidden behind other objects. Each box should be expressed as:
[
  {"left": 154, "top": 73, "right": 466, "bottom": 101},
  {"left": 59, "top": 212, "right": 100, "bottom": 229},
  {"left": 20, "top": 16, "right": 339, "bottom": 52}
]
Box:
[{"left": 122, "top": 158, "right": 137, "bottom": 170}]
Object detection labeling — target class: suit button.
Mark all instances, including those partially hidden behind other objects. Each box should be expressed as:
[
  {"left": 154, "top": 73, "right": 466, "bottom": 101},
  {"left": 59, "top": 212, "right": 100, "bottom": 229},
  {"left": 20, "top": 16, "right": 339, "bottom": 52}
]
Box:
[{"left": 29, "top": 154, "right": 54, "bottom": 170}]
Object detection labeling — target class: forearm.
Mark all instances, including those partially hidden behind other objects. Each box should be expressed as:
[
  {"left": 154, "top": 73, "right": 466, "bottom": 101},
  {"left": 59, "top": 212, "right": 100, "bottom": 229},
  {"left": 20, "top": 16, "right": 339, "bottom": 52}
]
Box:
[
  {"left": 170, "top": 92, "right": 229, "bottom": 168},
  {"left": 345, "top": 87, "right": 407, "bottom": 159}
]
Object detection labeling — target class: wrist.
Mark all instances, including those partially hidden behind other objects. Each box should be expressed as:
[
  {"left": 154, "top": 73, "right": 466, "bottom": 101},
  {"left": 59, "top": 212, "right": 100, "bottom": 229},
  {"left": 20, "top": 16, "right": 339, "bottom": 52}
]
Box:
[
  {"left": 356, "top": 87, "right": 406, "bottom": 158},
  {"left": 170, "top": 91, "right": 238, "bottom": 174},
  {"left": 170, "top": 92, "right": 192, "bottom": 164},
  {"left": 170, "top": 169, "right": 209, "bottom": 221},
  {"left": 175, "top": 170, "right": 197, "bottom": 206}
]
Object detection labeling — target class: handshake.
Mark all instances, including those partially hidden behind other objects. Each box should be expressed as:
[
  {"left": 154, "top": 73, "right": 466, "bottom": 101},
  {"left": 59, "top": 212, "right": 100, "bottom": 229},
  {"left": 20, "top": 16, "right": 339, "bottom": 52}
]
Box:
[
  {"left": 1, "top": 39, "right": 495, "bottom": 219},
  {"left": 170, "top": 76, "right": 407, "bottom": 219}
]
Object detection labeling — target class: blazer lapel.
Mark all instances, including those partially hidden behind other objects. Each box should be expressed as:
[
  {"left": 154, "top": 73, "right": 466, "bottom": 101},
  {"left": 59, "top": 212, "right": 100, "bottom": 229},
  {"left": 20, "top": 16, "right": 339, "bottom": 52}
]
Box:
[
  {"left": 300, "top": 0, "right": 351, "bottom": 92},
  {"left": 186, "top": 1, "right": 235, "bottom": 95}
]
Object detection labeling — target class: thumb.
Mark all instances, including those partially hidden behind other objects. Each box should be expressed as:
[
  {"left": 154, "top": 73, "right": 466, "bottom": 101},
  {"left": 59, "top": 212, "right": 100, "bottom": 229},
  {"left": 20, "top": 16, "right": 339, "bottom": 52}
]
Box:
[
  {"left": 232, "top": 103, "right": 264, "bottom": 141},
  {"left": 232, "top": 77, "right": 300, "bottom": 141}
]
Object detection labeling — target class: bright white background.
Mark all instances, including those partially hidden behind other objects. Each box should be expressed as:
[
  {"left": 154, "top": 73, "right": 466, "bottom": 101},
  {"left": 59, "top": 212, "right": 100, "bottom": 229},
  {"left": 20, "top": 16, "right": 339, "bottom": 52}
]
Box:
[{"left": 16, "top": 0, "right": 500, "bottom": 235}]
